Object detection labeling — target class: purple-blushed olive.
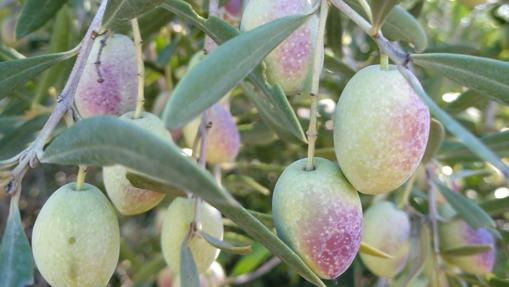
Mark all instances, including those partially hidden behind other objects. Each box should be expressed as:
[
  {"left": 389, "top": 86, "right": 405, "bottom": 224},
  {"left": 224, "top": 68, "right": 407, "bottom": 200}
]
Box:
[
  {"left": 241, "top": 0, "right": 321, "bottom": 95},
  {"left": 183, "top": 103, "right": 241, "bottom": 164},
  {"left": 439, "top": 219, "right": 496, "bottom": 274},
  {"left": 334, "top": 65, "right": 430, "bottom": 195},
  {"left": 75, "top": 34, "right": 137, "bottom": 118},
  {"left": 272, "top": 157, "right": 362, "bottom": 279},
  {"left": 32, "top": 183, "right": 120, "bottom": 287}
]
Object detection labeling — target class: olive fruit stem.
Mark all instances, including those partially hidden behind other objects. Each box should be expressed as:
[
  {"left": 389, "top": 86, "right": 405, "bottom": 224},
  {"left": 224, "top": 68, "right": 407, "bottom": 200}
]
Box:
[
  {"left": 76, "top": 165, "right": 88, "bottom": 190},
  {"left": 305, "top": 0, "right": 329, "bottom": 171},
  {"left": 380, "top": 53, "right": 389, "bottom": 70},
  {"left": 3, "top": 0, "right": 107, "bottom": 195},
  {"left": 131, "top": 18, "right": 145, "bottom": 119}
]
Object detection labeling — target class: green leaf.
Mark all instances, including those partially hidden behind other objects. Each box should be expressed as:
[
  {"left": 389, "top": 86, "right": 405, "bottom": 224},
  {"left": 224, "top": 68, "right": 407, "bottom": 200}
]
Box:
[
  {"left": 16, "top": 0, "right": 67, "bottom": 38},
  {"left": 161, "top": 0, "right": 306, "bottom": 142},
  {"left": 199, "top": 231, "right": 252, "bottom": 255},
  {"left": 231, "top": 243, "right": 270, "bottom": 275},
  {"left": 41, "top": 117, "right": 326, "bottom": 287},
  {"left": 441, "top": 244, "right": 492, "bottom": 257},
  {"left": 480, "top": 197, "right": 509, "bottom": 216},
  {"left": 439, "top": 131, "right": 509, "bottom": 162},
  {"left": 359, "top": 242, "right": 393, "bottom": 259},
  {"left": 412, "top": 53, "right": 509, "bottom": 105},
  {"left": 0, "top": 114, "right": 49, "bottom": 160},
  {"left": 0, "top": 47, "right": 78, "bottom": 99},
  {"left": 382, "top": 6, "right": 427, "bottom": 51},
  {"left": 370, "top": 0, "right": 401, "bottom": 32},
  {"left": 162, "top": 11, "right": 310, "bottom": 130},
  {"left": 125, "top": 171, "right": 186, "bottom": 199},
  {"left": 0, "top": 199, "right": 34, "bottom": 287},
  {"left": 421, "top": 118, "right": 445, "bottom": 163},
  {"left": 180, "top": 243, "right": 200, "bottom": 287},
  {"left": 433, "top": 180, "right": 496, "bottom": 229},
  {"left": 102, "top": 0, "right": 163, "bottom": 30},
  {"left": 406, "top": 71, "right": 509, "bottom": 177},
  {"left": 35, "top": 5, "right": 76, "bottom": 104},
  {"left": 343, "top": 1, "right": 427, "bottom": 51}
]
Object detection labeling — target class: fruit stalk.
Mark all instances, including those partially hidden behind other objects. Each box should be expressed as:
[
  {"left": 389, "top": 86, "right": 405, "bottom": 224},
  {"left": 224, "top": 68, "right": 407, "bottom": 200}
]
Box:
[
  {"left": 76, "top": 165, "right": 88, "bottom": 190},
  {"left": 305, "top": 0, "right": 328, "bottom": 171},
  {"left": 131, "top": 18, "right": 145, "bottom": 119}
]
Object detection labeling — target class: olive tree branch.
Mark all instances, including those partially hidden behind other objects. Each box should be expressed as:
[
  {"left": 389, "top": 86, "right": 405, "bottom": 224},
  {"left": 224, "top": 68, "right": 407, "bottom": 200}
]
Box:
[
  {"left": 131, "top": 17, "right": 146, "bottom": 119},
  {"left": 305, "top": 0, "right": 329, "bottom": 171},
  {"left": 3, "top": 0, "right": 108, "bottom": 195}
]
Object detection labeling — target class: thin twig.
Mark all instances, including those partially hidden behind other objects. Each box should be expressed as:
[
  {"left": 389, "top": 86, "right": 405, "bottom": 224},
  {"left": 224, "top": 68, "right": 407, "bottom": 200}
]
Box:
[
  {"left": 225, "top": 257, "right": 282, "bottom": 285},
  {"left": 131, "top": 18, "right": 145, "bottom": 119},
  {"left": 5, "top": 0, "right": 108, "bottom": 195},
  {"left": 305, "top": 0, "right": 329, "bottom": 171}
]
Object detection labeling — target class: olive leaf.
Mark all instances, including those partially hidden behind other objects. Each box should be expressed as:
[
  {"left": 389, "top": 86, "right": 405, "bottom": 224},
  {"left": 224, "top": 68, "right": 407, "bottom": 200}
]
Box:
[
  {"left": 160, "top": 0, "right": 307, "bottom": 142},
  {"left": 439, "top": 131, "right": 509, "bottom": 162},
  {"left": 0, "top": 47, "right": 78, "bottom": 99},
  {"left": 480, "top": 197, "right": 509, "bottom": 216},
  {"left": 370, "top": 0, "right": 401, "bottom": 32},
  {"left": 41, "top": 117, "right": 326, "bottom": 287},
  {"left": 16, "top": 0, "right": 67, "bottom": 38},
  {"left": 343, "top": 0, "right": 427, "bottom": 51},
  {"left": 180, "top": 243, "right": 200, "bottom": 287},
  {"left": 199, "top": 231, "right": 252, "bottom": 255},
  {"left": 441, "top": 244, "right": 492, "bottom": 257},
  {"left": 421, "top": 118, "right": 445, "bottom": 164},
  {"left": 0, "top": 199, "right": 34, "bottom": 287},
  {"left": 433, "top": 180, "right": 495, "bottom": 229},
  {"left": 102, "top": 0, "right": 163, "bottom": 30},
  {"left": 126, "top": 171, "right": 186, "bottom": 198},
  {"left": 412, "top": 53, "right": 509, "bottom": 105},
  {"left": 161, "top": 11, "right": 310, "bottom": 130},
  {"left": 0, "top": 114, "right": 49, "bottom": 160},
  {"left": 359, "top": 242, "right": 393, "bottom": 259}
]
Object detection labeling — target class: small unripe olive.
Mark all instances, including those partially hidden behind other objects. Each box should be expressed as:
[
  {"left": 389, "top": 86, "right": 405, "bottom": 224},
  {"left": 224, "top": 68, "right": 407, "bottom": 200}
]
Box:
[
  {"left": 360, "top": 201, "right": 410, "bottom": 278},
  {"left": 272, "top": 158, "right": 362, "bottom": 279},
  {"left": 241, "top": 0, "right": 321, "bottom": 95},
  {"left": 32, "top": 183, "right": 120, "bottom": 287},
  {"left": 103, "top": 112, "right": 171, "bottom": 215},
  {"left": 334, "top": 65, "right": 430, "bottom": 195},
  {"left": 75, "top": 34, "right": 137, "bottom": 118},
  {"left": 161, "top": 197, "right": 224, "bottom": 274}
]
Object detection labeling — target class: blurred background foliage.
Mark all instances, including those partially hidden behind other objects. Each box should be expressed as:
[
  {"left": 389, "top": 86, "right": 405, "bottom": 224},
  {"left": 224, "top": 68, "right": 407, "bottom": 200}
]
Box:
[{"left": 0, "top": 0, "right": 509, "bottom": 286}]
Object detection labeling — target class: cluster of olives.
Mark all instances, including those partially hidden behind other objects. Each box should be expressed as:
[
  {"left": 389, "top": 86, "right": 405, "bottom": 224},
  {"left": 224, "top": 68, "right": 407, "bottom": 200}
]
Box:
[
  {"left": 243, "top": 0, "right": 495, "bottom": 281},
  {"left": 32, "top": 30, "right": 239, "bottom": 286},
  {"left": 30, "top": 0, "right": 496, "bottom": 285}
]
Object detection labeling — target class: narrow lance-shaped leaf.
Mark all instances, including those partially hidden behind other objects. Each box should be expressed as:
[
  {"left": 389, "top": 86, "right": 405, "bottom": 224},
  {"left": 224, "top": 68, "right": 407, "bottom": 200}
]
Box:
[
  {"left": 41, "top": 117, "right": 326, "bottom": 287},
  {"left": 16, "top": 0, "right": 67, "bottom": 38},
  {"left": 439, "top": 131, "right": 509, "bottom": 162},
  {"left": 200, "top": 231, "right": 252, "bottom": 255},
  {"left": 441, "top": 244, "right": 493, "bottom": 257},
  {"left": 412, "top": 53, "right": 509, "bottom": 105},
  {"left": 421, "top": 118, "right": 445, "bottom": 164},
  {"left": 162, "top": 12, "right": 310, "bottom": 129},
  {"left": 161, "top": 0, "right": 306, "bottom": 142},
  {"left": 359, "top": 242, "right": 393, "bottom": 259},
  {"left": 433, "top": 180, "right": 496, "bottom": 229},
  {"left": 0, "top": 47, "right": 79, "bottom": 100},
  {"left": 102, "top": 0, "right": 163, "bottom": 30},
  {"left": 0, "top": 197, "right": 34, "bottom": 287},
  {"left": 370, "top": 0, "right": 401, "bottom": 32},
  {"left": 343, "top": 0, "right": 427, "bottom": 51},
  {"left": 180, "top": 242, "right": 200, "bottom": 287}
]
